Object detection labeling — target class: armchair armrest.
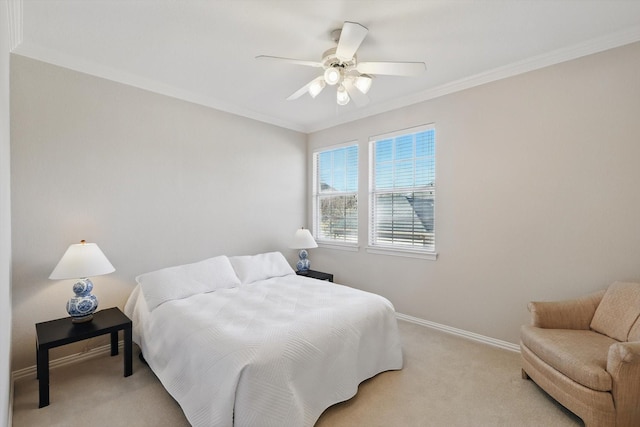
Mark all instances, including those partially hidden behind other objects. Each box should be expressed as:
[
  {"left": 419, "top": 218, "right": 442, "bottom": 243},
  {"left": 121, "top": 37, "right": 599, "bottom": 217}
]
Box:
[
  {"left": 607, "top": 341, "right": 640, "bottom": 426},
  {"left": 527, "top": 290, "right": 605, "bottom": 329}
]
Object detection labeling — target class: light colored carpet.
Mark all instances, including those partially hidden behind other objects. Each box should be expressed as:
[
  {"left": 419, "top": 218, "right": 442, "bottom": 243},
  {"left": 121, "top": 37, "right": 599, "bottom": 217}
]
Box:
[{"left": 12, "top": 320, "right": 583, "bottom": 426}]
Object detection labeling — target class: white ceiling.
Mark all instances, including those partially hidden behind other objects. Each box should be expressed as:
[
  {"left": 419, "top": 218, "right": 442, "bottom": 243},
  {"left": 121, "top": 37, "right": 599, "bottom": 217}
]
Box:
[{"left": 9, "top": 0, "right": 640, "bottom": 133}]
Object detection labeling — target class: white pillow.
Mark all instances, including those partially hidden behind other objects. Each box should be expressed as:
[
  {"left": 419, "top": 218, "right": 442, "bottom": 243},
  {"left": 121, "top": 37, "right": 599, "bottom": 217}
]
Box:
[
  {"left": 229, "top": 251, "right": 295, "bottom": 284},
  {"left": 136, "top": 255, "right": 240, "bottom": 311}
]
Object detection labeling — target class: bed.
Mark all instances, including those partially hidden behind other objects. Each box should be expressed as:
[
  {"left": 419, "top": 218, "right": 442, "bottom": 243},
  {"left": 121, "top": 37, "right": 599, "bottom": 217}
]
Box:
[{"left": 124, "top": 252, "right": 403, "bottom": 427}]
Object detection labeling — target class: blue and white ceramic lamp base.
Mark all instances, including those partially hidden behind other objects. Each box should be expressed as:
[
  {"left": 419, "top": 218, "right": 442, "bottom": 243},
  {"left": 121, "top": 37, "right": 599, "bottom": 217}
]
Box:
[
  {"left": 67, "top": 278, "right": 99, "bottom": 323},
  {"left": 296, "top": 249, "right": 311, "bottom": 272}
]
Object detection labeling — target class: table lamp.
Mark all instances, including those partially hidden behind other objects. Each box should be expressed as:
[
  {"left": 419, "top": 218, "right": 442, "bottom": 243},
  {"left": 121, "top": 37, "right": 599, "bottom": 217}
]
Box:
[
  {"left": 49, "top": 240, "right": 115, "bottom": 323},
  {"left": 291, "top": 228, "right": 318, "bottom": 272}
]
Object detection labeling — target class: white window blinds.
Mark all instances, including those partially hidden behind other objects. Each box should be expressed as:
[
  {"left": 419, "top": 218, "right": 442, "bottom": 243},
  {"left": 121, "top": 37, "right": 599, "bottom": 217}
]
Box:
[
  {"left": 369, "top": 125, "right": 435, "bottom": 252},
  {"left": 313, "top": 144, "right": 358, "bottom": 244}
]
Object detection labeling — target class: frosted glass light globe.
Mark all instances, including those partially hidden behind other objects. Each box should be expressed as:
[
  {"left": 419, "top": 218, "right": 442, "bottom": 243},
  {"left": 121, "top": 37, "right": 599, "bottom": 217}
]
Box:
[
  {"left": 324, "top": 67, "right": 341, "bottom": 85},
  {"left": 308, "top": 79, "right": 326, "bottom": 98},
  {"left": 336, "top": 85, "right": 350, "bottom": 106}
]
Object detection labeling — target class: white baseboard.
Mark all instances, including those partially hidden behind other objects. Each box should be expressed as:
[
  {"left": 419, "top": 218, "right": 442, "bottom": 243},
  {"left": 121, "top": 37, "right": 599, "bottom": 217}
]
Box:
[
  {"left": 11, "top": 341, "right": 125, "bottom": 382},
  {"left": 9, "top": 316, "right": 519, "bottom": 421},
  {"left": 396, "top": 312, "right": 521, "bottom": 353},
  {"left": 11, "top": 318, "right": 519, "bottom": 381}
]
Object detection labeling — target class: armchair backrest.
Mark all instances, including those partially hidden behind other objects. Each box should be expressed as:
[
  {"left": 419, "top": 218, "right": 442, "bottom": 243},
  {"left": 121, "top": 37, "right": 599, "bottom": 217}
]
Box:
[{"left": 590, "top": 281, "right": 640, "bottom": 342}]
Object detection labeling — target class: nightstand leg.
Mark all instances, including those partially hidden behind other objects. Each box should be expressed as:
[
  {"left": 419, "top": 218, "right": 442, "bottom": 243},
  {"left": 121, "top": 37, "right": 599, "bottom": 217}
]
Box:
[
  {"left": 37, "top": 347, "right": 49, "bottom": 408},
  {"left": 124, "top": 325, "right": 132, "bottom": 377},
  {"left": 110, "top": 331, "right": 118, "bottom": 356}
]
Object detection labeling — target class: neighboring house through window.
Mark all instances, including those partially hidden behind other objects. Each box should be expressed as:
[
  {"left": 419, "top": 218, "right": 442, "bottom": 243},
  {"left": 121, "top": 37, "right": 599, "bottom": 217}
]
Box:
[
  {"left": 369, "top": 124, "right": 436, "bottom": 257},
  {"left": 312, "top": 143, "right": 358, "bottom": 245}
]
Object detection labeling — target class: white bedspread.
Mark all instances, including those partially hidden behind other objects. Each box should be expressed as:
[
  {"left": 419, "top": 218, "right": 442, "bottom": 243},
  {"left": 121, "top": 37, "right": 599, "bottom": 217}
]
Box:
[{"left": 125, "top": 274, "right": 403, "bottom": 427}]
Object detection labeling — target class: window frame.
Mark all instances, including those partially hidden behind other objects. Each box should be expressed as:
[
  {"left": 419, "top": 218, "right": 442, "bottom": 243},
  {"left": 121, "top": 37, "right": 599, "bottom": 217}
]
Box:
[
  {"left": 312, "top": 141, "right": 360, "bottom": 249},
  {"left": 367, "top": 124, "right": 437, "bottom": 260}
]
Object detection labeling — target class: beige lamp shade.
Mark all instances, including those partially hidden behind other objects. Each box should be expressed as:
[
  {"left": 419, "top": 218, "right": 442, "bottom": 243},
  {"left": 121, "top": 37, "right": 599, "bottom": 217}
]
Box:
[
  {"left": 291, "top": 228, "right": 318, "bottom": 250},
  {"left": 49, "top": 241, "right": 115, "bottom": 279}
]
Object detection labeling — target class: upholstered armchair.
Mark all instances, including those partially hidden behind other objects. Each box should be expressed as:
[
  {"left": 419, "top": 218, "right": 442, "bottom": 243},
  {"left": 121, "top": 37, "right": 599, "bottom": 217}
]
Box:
[{"left": 520, "top": 282, "right": 640, "bottom": 427}]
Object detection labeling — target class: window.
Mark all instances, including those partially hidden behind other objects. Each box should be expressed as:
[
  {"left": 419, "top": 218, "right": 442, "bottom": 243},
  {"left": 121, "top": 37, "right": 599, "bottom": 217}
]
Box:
[
  {"left": 369, "top": 125, "right": 435, "bottom": 254},
  {"left": 313, "top": 144, "right": 358, "bottom": 244}
]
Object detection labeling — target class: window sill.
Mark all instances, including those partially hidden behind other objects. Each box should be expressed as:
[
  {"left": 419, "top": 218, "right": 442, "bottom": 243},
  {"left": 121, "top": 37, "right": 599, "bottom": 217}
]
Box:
[
  {"left": 316, "top": 241, "right": 360, "bottom": 252},
  {"left": 366, "top": 246, "right": 438, "bottom": 260}
]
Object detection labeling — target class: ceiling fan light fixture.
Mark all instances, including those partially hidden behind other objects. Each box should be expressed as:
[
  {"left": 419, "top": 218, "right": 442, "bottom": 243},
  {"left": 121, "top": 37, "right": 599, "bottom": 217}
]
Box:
[
  {"left": 354, "top": 74, "right": 373, "bottom": 94},
  {"left": 257, "top": 21, "right": 426, "bottom": 107},
  {"left": 308, "top": 79, "right": 326, "bottom": 98},
  {"left": 336, "top": 84, "right": 350, "bottom": 106},
  {"left": 324, "top": 67, "right": 342, "bottom": 86}
]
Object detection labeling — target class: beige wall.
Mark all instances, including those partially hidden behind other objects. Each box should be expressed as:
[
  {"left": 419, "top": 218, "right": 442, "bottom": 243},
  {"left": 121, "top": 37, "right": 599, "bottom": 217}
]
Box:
[
  {"left": 9, "top": 41, "right": 640, "bottom": 373},
  {"left": 308, "top": 42, "right": 640, "bottom": 344},
  {"left": 10, "top": 56, "right": 307, "bottom": 370},
  {"left": 1, "top": 3, "right": 13, "bottom": 426}
]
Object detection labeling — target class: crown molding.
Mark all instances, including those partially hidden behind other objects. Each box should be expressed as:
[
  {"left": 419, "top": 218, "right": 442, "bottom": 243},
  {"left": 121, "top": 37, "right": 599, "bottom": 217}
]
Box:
[
  {"left": 10, "top": 17, "right": 640, "bottom": 134},
  {"left": 306, "top": 24, "right": 640, "bottom": 133},
  {"left": 11, "top": 41, "right": 308, "bottom": 134},
  {"left": 6, "top": 0, "right": 23, "bottom": 51}
]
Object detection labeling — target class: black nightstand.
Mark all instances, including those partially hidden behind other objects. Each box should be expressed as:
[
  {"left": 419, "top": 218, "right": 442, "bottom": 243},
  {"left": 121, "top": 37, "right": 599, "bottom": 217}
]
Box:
[
  {"left": 35, "top": 307, "right": 132, "bottom": 408},
  {"left": 296, "top": 269, "right": 334, "bottom": 282}
]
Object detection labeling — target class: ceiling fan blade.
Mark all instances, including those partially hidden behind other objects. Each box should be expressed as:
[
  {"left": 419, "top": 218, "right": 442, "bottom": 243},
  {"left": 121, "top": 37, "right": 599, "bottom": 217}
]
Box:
[
  {"left": 357, "top": 61, "right": 426, "bottom": 76},
  {"left": 343, "top": 79, "right": 370, "bottom": 107},
  {"left": 335, "top": 21, "right": 368, "bottom": 62},
  {"left": 255, "top": 55, "right": 323, "bottom": 68},
  {"left": 286, "top": 76, "right": 324, "bottom": 101}
]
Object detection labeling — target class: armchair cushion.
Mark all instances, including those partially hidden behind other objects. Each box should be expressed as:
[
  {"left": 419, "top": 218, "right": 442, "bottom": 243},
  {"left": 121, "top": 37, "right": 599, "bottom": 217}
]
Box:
[
  {"left": 521, "top": 325, "right": 616, "bottom": 391},
  {"left": 590, "top": 282, "right": 640, "bottom": 341}
]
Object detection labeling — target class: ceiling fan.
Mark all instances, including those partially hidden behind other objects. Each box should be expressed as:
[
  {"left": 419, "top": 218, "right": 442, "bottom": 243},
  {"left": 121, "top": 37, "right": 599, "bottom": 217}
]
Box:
[{"left": 256, "top": 21, "right": 426, "bottom": 107}]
